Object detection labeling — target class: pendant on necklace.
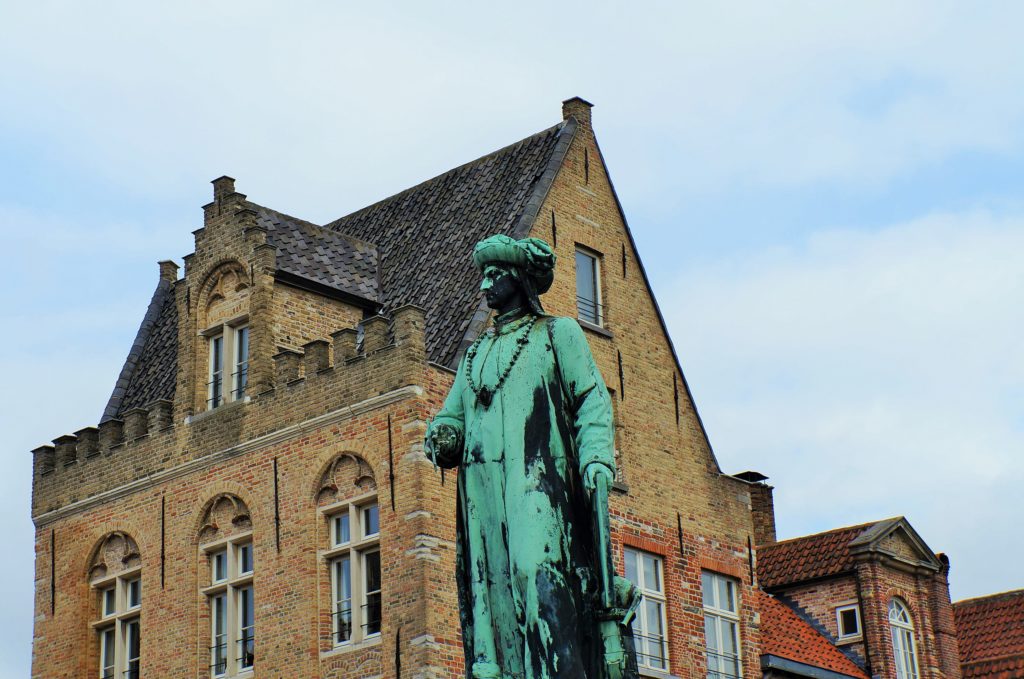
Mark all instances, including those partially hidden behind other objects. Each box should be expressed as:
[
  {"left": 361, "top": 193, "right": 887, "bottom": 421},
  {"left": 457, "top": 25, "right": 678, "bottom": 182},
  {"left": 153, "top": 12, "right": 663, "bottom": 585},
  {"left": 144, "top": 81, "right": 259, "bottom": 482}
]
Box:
[{"left": 477, "top": 387, "right": 493, "bottom": 408}]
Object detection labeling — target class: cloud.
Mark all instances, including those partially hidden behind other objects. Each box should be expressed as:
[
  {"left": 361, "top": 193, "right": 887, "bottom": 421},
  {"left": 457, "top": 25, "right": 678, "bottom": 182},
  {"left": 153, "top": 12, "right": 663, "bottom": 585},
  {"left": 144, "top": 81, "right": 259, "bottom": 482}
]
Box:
[{"left": 666, "top": 210, "right": 1024, "bottom": 599}]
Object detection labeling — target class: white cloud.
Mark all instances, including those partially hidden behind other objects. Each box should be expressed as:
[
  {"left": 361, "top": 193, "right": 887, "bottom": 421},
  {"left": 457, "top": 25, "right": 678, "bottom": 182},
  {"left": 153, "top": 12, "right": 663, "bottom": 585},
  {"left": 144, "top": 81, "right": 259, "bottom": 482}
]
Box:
[{"left": 666, "top": 211, "right": 1024, "bottom": 599}]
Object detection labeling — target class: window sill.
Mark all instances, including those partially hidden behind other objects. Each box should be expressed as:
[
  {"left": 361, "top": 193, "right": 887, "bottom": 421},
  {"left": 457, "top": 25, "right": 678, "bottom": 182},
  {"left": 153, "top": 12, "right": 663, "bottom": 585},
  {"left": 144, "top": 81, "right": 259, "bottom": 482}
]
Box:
[
  {"left": 578, "top": 319, "right": 613, "bottom": 339},
  {"left": 837, "top": 635, "right": 863, "bottom": 645},
  {"left": 320, "top": 635, "right": 382, "bottom": 658},
  {"left": 186, "top": 396, "right": 250, "bottom": 424},
  {"left": 639, "top": 667, "right": 680, "bottom": 679}
]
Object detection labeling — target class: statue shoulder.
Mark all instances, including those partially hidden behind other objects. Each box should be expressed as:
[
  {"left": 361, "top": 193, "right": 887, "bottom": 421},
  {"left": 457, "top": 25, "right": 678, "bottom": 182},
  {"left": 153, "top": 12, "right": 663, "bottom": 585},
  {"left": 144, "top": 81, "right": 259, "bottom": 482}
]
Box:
[{"left": 543, "top": 315, "right": 587, "bottom": 345}]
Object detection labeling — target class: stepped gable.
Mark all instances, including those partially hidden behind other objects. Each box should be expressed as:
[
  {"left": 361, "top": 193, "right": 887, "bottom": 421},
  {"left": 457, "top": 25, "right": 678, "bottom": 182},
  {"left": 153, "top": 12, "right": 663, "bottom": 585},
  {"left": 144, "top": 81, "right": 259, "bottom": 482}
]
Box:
[
  {"left": 103, "top": 277, "right": 178, "bottom": 422},
  {"left": 326, "top": 120, "right": 573, "bottom": 368},
  {"left": 758, "top": 521, "right": 884, "bottom": 589},
  {"left": 256, "top": 206, "right": 380, "bottom": 305},
  {"left": 954, "top": 589, "right": 1024, "bottom": 679},
  {"left": 757, "top": 590, "right": 869, "bottom": 678}
]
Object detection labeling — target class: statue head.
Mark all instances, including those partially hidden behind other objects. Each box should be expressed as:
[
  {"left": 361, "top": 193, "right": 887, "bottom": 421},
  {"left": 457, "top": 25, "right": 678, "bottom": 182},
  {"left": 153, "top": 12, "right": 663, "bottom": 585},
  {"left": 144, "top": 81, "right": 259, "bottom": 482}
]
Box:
[{"left": 473, "top": 235, "right": 555, "bottom": 315}]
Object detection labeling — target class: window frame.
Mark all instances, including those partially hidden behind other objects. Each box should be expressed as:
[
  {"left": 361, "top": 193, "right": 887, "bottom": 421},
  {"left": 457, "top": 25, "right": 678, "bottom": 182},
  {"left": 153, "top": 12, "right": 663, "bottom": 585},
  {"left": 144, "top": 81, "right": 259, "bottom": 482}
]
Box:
[
  {"left": 574, "top": 246, "right": 604, "bottom": 327},
  {"left": 836, "top": 603, "right": 862, "bottom": 641},
  {"left": 91, "top": 566, "right": 142, "bottom": 679},
  {"left": 702, "top": 570, "right": 742, "bottom": 679},
  {"left": 201, "top": 535, "right": 255, "bottom": 678},
  {"left": 322, "top": 494, "right": 382, "bottom": 649},
  {"left": 624, "top": 547, "right": 669, "bottom": 672},
  {"left": 889, "top": 599, "right": 920, "bottom": 679},
  {"left": 203, "top": 318, "right": 249, "bottom": 411}
]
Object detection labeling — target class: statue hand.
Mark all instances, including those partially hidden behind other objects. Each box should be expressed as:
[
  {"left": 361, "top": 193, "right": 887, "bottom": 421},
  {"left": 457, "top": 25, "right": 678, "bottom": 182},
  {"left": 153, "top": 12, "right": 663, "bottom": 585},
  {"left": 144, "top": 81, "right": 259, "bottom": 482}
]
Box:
[
  {"left": 582, "top": 462, "right": 614, "bottom": 495},
  {"left": 426, "top": 423, "right": 463, "bottom": 468}
]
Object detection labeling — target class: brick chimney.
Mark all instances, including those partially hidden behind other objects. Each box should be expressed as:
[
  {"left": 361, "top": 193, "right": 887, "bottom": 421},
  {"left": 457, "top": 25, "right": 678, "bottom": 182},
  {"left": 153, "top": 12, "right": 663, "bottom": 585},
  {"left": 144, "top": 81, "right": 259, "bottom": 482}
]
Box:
[
  {"left": 562, "top": 96, "right": 593, "bottom": 128},
  {"left": 733, "top": 471, "right": 777, "bottom": 545}
]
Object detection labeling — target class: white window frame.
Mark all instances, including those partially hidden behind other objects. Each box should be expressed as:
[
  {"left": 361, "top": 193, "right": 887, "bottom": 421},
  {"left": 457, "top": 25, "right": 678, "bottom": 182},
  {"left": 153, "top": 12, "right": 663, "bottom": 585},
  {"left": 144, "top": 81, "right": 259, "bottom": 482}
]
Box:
[
  {"left": 836, "top": 603, "right": 862, "bottom": 641},
  {"left": 575, "top": 247, "right": 604, "bottom": 327},
  {"left": 624, "top": 548, "right": 669, "bottom": 672},
  {"left": 202, "top": 536, "right": 255, "bottom": 677},
  {"left": 703, "top": 570, "right": 742, "bottom": 679},
  {"left": 204, "top": 319, "right": 249, "bottom": 410},
  {"left": 889, "top": 599, "right": 920, "bottom": 679},
  {"left": 322, "top": 495, "right": 382, "bottom": 648},
  {"left": 91, "top": 568, "right": 142, "bottom": 679}
]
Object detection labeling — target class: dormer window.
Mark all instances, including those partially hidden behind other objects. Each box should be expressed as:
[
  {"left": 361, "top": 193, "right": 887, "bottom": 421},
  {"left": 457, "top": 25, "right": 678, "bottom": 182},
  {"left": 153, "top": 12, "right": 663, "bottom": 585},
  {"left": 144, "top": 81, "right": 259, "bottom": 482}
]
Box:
[
  {"left": 206, "top": 323, "right": 249, "bottom": 410},
  {"left": 836, "top": 603, "right": 862, "bottom": 641}
]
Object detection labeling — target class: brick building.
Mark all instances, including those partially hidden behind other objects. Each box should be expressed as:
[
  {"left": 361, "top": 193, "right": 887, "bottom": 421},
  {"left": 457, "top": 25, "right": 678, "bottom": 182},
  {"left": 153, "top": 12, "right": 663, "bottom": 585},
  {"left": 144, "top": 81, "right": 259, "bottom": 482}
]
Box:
[{"left": 28, "top": 97, "right": 971, "bottom": 679}]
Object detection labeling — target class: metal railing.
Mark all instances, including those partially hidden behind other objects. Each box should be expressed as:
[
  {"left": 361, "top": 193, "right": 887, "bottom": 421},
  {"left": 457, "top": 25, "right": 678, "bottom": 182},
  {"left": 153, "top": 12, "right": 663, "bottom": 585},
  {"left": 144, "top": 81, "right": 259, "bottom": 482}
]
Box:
[
  {"left": 207, "top": 375, "right": 223, "bottom": 409},
  {"left": 706, "top": 649, "right": 742, "bottom": 679},
  {"left": 576, "top": 295, "right": 604, "bottom": 326},
  {"left": 232, "top": 364, "right": 248, "bottom": 399},
  {"left": 632, "top": 630, "right": 668, "bottom": 668},
  {"left": 237, "top": 631, "right": 254, "bottom": 668}
]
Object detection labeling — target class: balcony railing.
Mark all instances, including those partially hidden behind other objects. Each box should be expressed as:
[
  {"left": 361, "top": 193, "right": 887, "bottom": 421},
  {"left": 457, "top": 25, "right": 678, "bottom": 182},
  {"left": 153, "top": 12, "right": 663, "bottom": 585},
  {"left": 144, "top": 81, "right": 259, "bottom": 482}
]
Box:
[{"left": 576, "top": 295, "right": 604, "bottom": 326}]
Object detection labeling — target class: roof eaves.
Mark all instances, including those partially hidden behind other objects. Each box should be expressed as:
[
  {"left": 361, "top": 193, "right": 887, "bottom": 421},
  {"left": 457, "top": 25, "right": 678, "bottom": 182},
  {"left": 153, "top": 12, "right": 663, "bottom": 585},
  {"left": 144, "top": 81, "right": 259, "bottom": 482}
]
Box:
[
  {"left": 760, "top": 655, "right": 868, "bottom": 679},
  {"left": 100, "top": 278, "right": 173, "bottom": 423}
]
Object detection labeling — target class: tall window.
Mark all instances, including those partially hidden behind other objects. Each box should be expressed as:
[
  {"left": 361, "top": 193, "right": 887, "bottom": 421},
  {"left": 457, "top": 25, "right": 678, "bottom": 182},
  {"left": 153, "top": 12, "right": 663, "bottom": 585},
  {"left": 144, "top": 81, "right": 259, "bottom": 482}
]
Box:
[
  {"left": 204, "top": 539, "right": 254, "bottom": 676},
  {"left": 207, "top": 324, "right": 249, "bottom": 409},
  {"left": 575, "top": 248, "right": 603, "bottom": 326},
  {"left": 889, "top": 599, "right": 919, "bottom": 679},
  {"left": 325, "top": 500, "right": 381, "bottom": 646},
  {"left": 94, "top": 572, "right": 141, "bottom": 679},
  {"left": 624, "top": 548, "right": 668, "bottom": 671},
  {"left": 703, "top": 571, "right": 741, "bottom": 679}
]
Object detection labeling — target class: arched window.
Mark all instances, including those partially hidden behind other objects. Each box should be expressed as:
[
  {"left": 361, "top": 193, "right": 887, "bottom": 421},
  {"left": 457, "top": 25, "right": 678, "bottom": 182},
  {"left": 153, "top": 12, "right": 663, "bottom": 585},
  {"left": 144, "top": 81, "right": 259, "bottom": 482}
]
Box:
[
  {"left": 316, "top": 453, "right": 381, "bottom": 649},
  {"left": 889, "top": 599, "right": 920, "bottom": 679},
  {"left": 89, "top": 532, "right": 142, "bottom": 679},
  {"left": 198, "top": 494, "right": 254, "bottom": 677}
]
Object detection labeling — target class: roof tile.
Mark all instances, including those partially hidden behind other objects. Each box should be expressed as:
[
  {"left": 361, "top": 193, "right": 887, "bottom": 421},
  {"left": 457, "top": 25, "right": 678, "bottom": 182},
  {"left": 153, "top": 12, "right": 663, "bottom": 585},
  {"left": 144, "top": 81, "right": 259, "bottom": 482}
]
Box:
[{"left": 954, "top": 589, "right": 1024, "bottom": 679}]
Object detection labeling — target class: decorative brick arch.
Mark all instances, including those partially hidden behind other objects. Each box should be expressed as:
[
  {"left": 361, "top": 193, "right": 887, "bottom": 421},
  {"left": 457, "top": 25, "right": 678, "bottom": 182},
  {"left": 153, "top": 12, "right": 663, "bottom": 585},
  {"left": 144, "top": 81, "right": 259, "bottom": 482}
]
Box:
[
  {"left": 195, "top": 259, "right": 251, "bottom": 330},
  {"left": 87, "top": 531, "right": 141, "bottom": 583},
  {"left": 314, "top": 452, "right": 377, "bottom": 507},
  {"left": 196, "top": 492, "right": 253, "bottom": 545}
]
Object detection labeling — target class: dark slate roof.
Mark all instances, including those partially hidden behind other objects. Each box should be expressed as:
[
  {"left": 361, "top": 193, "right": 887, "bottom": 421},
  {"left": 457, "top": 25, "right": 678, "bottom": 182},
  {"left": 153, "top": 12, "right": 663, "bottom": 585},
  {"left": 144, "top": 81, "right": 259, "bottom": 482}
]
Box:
[
  {"left": 326, "top": 120, "right": 575, "bottom": 367},
  {"left": 103, "top": 279, "right": 178, "bottom": 421},
  {"left": 256, "top": 206, "right": 380, "bottom": 304},
  {"left": 954, "top": 589, "right": 1024, "bottom": 679},
  {"left": 757, "top": 521, "right": 885, "bottom": 589},
  {"left": 757, "top": 590, "right": 869, "bottom": 678}
]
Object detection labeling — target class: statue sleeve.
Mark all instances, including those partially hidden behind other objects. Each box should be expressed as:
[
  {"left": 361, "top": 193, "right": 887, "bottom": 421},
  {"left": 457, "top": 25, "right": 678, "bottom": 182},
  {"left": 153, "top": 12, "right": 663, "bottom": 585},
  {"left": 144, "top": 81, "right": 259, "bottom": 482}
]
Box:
[
  {"left": 427, "top": 357, "right": 468, "bottom": 468},
  {"left": 549, "top": 317, "right": 616, "bottom": 476}
]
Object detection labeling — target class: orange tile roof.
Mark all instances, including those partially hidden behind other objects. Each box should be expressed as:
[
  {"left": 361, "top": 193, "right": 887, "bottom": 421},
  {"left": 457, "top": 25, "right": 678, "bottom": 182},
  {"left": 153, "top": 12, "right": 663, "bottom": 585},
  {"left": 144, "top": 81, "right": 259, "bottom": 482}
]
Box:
[
  {"left": 757, "top": 521, "right": 881, "bottom": 589},
  {"left": 757, "top": 590, "right": 869, "bottom": 679},
  {"left": 954, "top": 589, "right": 1024, "bottom": 679}
]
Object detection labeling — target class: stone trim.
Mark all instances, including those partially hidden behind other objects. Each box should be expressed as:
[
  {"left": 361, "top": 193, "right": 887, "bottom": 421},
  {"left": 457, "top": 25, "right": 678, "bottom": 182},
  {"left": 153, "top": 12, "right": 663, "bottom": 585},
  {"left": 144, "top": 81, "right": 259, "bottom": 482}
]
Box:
[{"left": 34, "top": 385, "right": 422, "bottom": 526}]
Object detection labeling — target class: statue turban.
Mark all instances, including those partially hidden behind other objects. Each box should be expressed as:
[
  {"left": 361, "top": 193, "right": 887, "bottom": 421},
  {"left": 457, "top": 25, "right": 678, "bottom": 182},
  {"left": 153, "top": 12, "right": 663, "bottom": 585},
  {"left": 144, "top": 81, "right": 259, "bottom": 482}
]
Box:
[{"left": 472, "top": 235, "right": 556, "bottom": 295}]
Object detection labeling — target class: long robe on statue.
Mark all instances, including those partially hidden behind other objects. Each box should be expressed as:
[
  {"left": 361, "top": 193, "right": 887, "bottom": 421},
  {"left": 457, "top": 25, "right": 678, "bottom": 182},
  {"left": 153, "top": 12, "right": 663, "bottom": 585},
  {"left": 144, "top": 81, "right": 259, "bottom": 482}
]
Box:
[{"left": 430, "top": 313, "right": 636, "bottom": 679}]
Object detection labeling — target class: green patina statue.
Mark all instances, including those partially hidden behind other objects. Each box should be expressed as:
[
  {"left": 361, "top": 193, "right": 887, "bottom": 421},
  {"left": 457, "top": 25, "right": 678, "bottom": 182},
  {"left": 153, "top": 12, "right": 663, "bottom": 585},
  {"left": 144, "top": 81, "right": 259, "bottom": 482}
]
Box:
[{"left": 425, "top": 235, "right": 640, "bottom": 679}]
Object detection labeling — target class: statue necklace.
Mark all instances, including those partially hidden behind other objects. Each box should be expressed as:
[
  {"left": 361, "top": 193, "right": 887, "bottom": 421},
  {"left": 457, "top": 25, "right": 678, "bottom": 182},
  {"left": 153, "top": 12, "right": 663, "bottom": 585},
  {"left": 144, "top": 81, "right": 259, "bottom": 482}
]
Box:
[{"left": 465, "top": 313, "right": 538, "bottom": 408}]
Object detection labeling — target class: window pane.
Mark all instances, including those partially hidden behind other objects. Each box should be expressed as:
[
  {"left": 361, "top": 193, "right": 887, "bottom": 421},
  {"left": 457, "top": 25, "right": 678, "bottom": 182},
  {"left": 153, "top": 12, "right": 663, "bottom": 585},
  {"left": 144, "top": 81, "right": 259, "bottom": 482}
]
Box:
[
  {"left": 209, "top": 336, "right": 224, "bottom": 408},
  {"left": 705, "top": 617, "right": 720, "bottom": 675},
  {"left": 644, "top": 599, "right": 665, "bottom": 668},
  {"left": 100, "top": 628, "right": 116, "bottom": 679},
  {"left": 102, "top": 587, "right": 116, "bottom": 617},
  {"left": 127, "top": 578, "right": 141, "bottom": 609},
  {"left": 212, "top": 550, "right": 227, "bottom": 583},
  {"left": 702, "top": 571, "right": 715, "bottom": 608},
  {"left": 238, "top": 543, "right": 253, "bottom": 574},
  {"left": 334, "top": 514, "right": 351, "bottom": 546},
  {"left": 624, "top": 549, "right": 638, "bottom": 585},
  {"left": 642, "top": 554, "right": 661, "bottom": 593},
  {"left": 212, "top": 594, "right": 227, "bottom": 676},
  {"left": 575, "top": 251, "right": 599, "bottom": 324},
  {"left": 840, "top": 607, "right": 859, "bottom": 636},
  {"left": 718, "top": 578, "right": 732, "bottom": 613},
  {"left": 125, "top": 619, "right": 140, "bottom": 679},
  {"left": 334, "top": 558, "right": 352, "bottom": 643},
  {"left": 364, "top": 551, "right": 382, "bottom": 636},
  {"left": 239, "top": 586, "right": 254, "bottom": 668},
  {"left": 363, "top": 505, "right": 379, "bottom": 537},
  {"left": 234, "top": 327, "right": 249, "bottom": 398}
]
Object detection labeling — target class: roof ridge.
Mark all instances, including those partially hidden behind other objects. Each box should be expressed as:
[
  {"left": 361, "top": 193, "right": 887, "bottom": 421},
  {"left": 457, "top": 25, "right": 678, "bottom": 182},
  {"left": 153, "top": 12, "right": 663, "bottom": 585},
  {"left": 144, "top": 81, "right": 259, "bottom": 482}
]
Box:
[
  {"left": 326, "top": 121, "right": 566, "bottom": 230},
  {"left": 760, "top": 519, "right": 887, "bottom": 549},
  {"left": 252, "top": 203, "right": 379, "bottom": 252},
  {"left": 955, "top": 588, "right": 1024, "bottom": 607}
]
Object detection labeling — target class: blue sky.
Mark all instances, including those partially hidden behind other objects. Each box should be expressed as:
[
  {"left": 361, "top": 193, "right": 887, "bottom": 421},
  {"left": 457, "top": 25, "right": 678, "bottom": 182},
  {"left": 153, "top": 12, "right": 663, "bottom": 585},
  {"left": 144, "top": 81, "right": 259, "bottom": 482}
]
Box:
[{"left": 2, "top": 2, "right": 1023, "bottom": 677}]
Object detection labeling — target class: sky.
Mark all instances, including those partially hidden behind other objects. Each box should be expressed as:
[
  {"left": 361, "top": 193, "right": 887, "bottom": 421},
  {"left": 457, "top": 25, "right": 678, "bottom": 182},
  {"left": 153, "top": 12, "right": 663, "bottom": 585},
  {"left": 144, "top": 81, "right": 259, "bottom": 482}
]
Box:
[{"left": 2, "top": 2, "right": 1022, "bottom": 676}]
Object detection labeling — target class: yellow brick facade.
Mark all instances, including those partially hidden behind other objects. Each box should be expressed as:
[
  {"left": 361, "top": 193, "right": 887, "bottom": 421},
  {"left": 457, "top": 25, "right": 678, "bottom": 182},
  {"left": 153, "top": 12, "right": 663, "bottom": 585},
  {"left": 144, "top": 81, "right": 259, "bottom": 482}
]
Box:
[{"left": 30, "top": 101, "right": 764, "bottom": 679}]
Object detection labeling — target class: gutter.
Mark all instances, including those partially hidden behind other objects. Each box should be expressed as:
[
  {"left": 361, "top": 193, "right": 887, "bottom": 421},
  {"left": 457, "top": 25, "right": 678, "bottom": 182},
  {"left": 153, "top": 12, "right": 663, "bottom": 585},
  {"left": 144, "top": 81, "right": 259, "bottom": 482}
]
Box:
[{"left": 761, "top": 655, "right": 865, "bottom": 679}]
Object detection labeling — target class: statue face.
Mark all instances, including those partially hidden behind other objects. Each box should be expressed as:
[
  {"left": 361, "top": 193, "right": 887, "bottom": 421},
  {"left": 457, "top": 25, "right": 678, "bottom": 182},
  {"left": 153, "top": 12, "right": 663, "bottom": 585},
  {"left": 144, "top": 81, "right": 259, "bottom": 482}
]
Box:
[{"left": 480, "top": 264, "right": 522, "bottom": 311}]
